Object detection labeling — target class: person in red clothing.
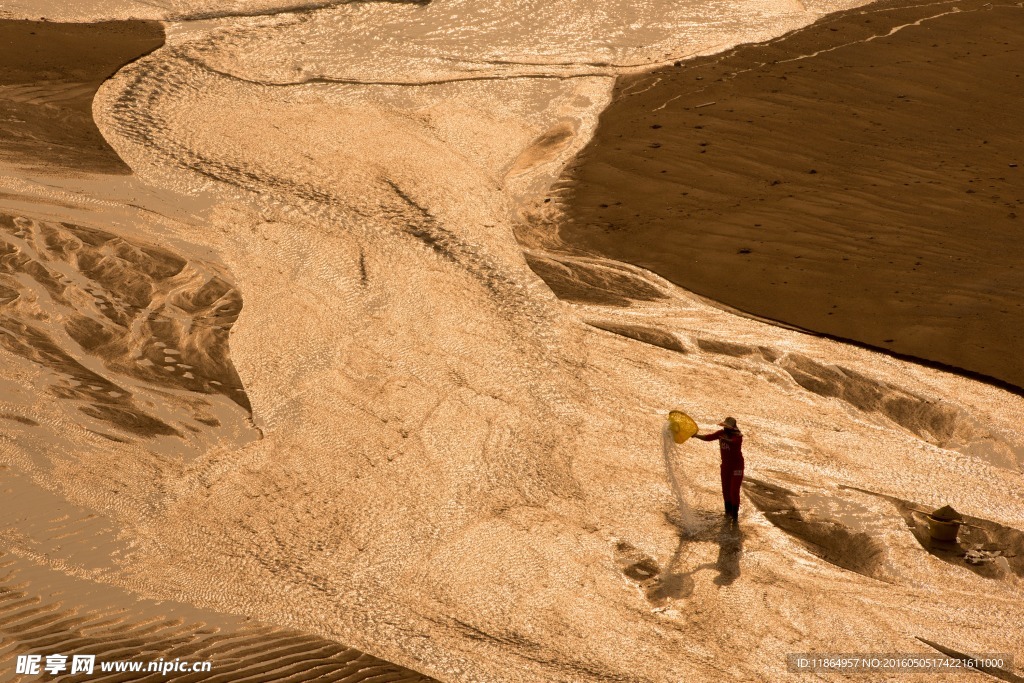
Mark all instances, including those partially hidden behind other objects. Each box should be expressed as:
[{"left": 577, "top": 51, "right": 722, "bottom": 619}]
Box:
[{"left": 694, "top": 417, "right": 744, "bottom": 521}]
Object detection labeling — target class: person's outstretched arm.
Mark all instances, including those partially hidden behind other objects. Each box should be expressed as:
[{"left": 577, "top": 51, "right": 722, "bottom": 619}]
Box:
[{"left": 694, "top": 429, "right": 724, "bottom": 442}]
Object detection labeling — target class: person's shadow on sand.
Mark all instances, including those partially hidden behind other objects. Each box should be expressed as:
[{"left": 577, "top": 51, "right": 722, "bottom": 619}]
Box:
[
  {"left": 650, "top": 427, "right": 743, "bottom": 602},
  {"left": 646, "top": 518, "right": 744, "bottom": 604},
  {"left": 713, "top": 521, "right": 743, "bottom": 586}
]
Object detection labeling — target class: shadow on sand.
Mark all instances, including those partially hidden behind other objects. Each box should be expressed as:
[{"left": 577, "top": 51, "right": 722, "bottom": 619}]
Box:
[
  {"left": 648, "top": 516, "right": 744, "bottom": 604},
  {"left": 611, "top": 429, "right": 745, "bottom": 605}
]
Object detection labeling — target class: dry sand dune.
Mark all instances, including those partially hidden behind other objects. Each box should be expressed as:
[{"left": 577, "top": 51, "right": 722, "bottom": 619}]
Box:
[
  {"left": 0, "top": 1, "right": 1022, "bottom": 682},
  {"left": 0, "top": 20, "right": 164, "bottom": 173},
  {"left": 548, "top": 0, "right": 1024, "bottom": 391},
  {"left": 0, "top": 552, "right": 437, "bottom": 683}
]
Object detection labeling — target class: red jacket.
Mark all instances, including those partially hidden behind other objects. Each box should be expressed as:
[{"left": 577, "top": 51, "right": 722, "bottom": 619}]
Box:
[{"left": 696, "top": 429, "right": 744, "bottom": 469}]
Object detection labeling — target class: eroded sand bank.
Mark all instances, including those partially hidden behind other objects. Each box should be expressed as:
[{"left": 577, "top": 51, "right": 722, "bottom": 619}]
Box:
[
  {"left": 546, "top": 0, "right": 1024, "bottom": 392},
  {"left": 0, "top": 1, "right": 1022, "bottom": 681}
]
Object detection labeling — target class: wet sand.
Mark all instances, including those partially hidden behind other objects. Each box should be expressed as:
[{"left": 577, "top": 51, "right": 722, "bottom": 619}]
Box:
[
  {"left": 0, "top": 212, "right": 254, "bottom": 442},
  {"left": 0, "top": 20, "right": 260, "bottom": 454},
  {"left": 550, "top": 0, "right": 1024, "bottom": 390},
  {"left": 0, "top": 20, "right": 164, "bottom": 173}
]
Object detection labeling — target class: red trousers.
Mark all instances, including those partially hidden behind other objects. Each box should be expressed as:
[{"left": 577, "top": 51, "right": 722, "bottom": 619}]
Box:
[{"left": 721, "top": 465, "right": 744, "bottom": 507}]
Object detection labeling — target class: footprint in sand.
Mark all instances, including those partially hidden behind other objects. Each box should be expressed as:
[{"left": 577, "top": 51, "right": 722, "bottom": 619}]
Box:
[
  {"left": 613, "top": 540, "right": 683, "bottom": 605},
  {"left": 614, "top": 541, "right": 661, "bottom": 585}
]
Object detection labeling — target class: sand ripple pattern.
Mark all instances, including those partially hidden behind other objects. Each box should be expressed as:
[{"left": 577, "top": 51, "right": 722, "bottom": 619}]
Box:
[
  {"left": 0, "top": 212, "right": 257, "bottom": 457},
  {"left": 0, "top": 552, "right": 437, "bottom": 683},
  {"left": 174, "top": 0, "right": 825, "bottom": 89}
]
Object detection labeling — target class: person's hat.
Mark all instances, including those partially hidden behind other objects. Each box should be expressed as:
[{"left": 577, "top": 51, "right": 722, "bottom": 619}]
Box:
[{"left": 719, "top": 417, "right": 738, "bottom": 430}]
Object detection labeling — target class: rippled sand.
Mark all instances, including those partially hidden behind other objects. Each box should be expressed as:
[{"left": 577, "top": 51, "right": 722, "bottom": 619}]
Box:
[
  {"left": 549, "top": 0, "right": 1024, "bottom": 391},
  {"left": 1, "top": 1, "right": 1022, "bottom": 682}
]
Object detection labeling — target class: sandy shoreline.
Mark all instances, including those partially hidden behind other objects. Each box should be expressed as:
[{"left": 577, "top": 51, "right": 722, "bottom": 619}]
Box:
[
  {"left": 549, "top": 0, "right": 1024, "bottom": 391},
  {"left": 0, "top": 20, "right": 164, "bottom": 173}
]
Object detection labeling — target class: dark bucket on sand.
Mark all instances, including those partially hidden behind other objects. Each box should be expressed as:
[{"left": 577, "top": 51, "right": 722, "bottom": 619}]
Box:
[{"left": 927, "top": 505, "right": 963, "bottom": 543}]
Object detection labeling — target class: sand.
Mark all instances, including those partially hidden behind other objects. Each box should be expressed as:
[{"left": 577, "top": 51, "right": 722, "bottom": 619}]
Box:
[
  {"left": 0, "top": 1, "right": 1022, "bottom": 682},
  {"left": 0, "top": 467, "right": 437, "bottom": 683},
  {"left": 0, "top": 20, "right": 164, "bottom": 173},
  {"left": 0, "top": 17, "right": 434, "bottom": 681},
  {"left": 548, "top": 0, "right": 1024, "bottom": 391}
]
